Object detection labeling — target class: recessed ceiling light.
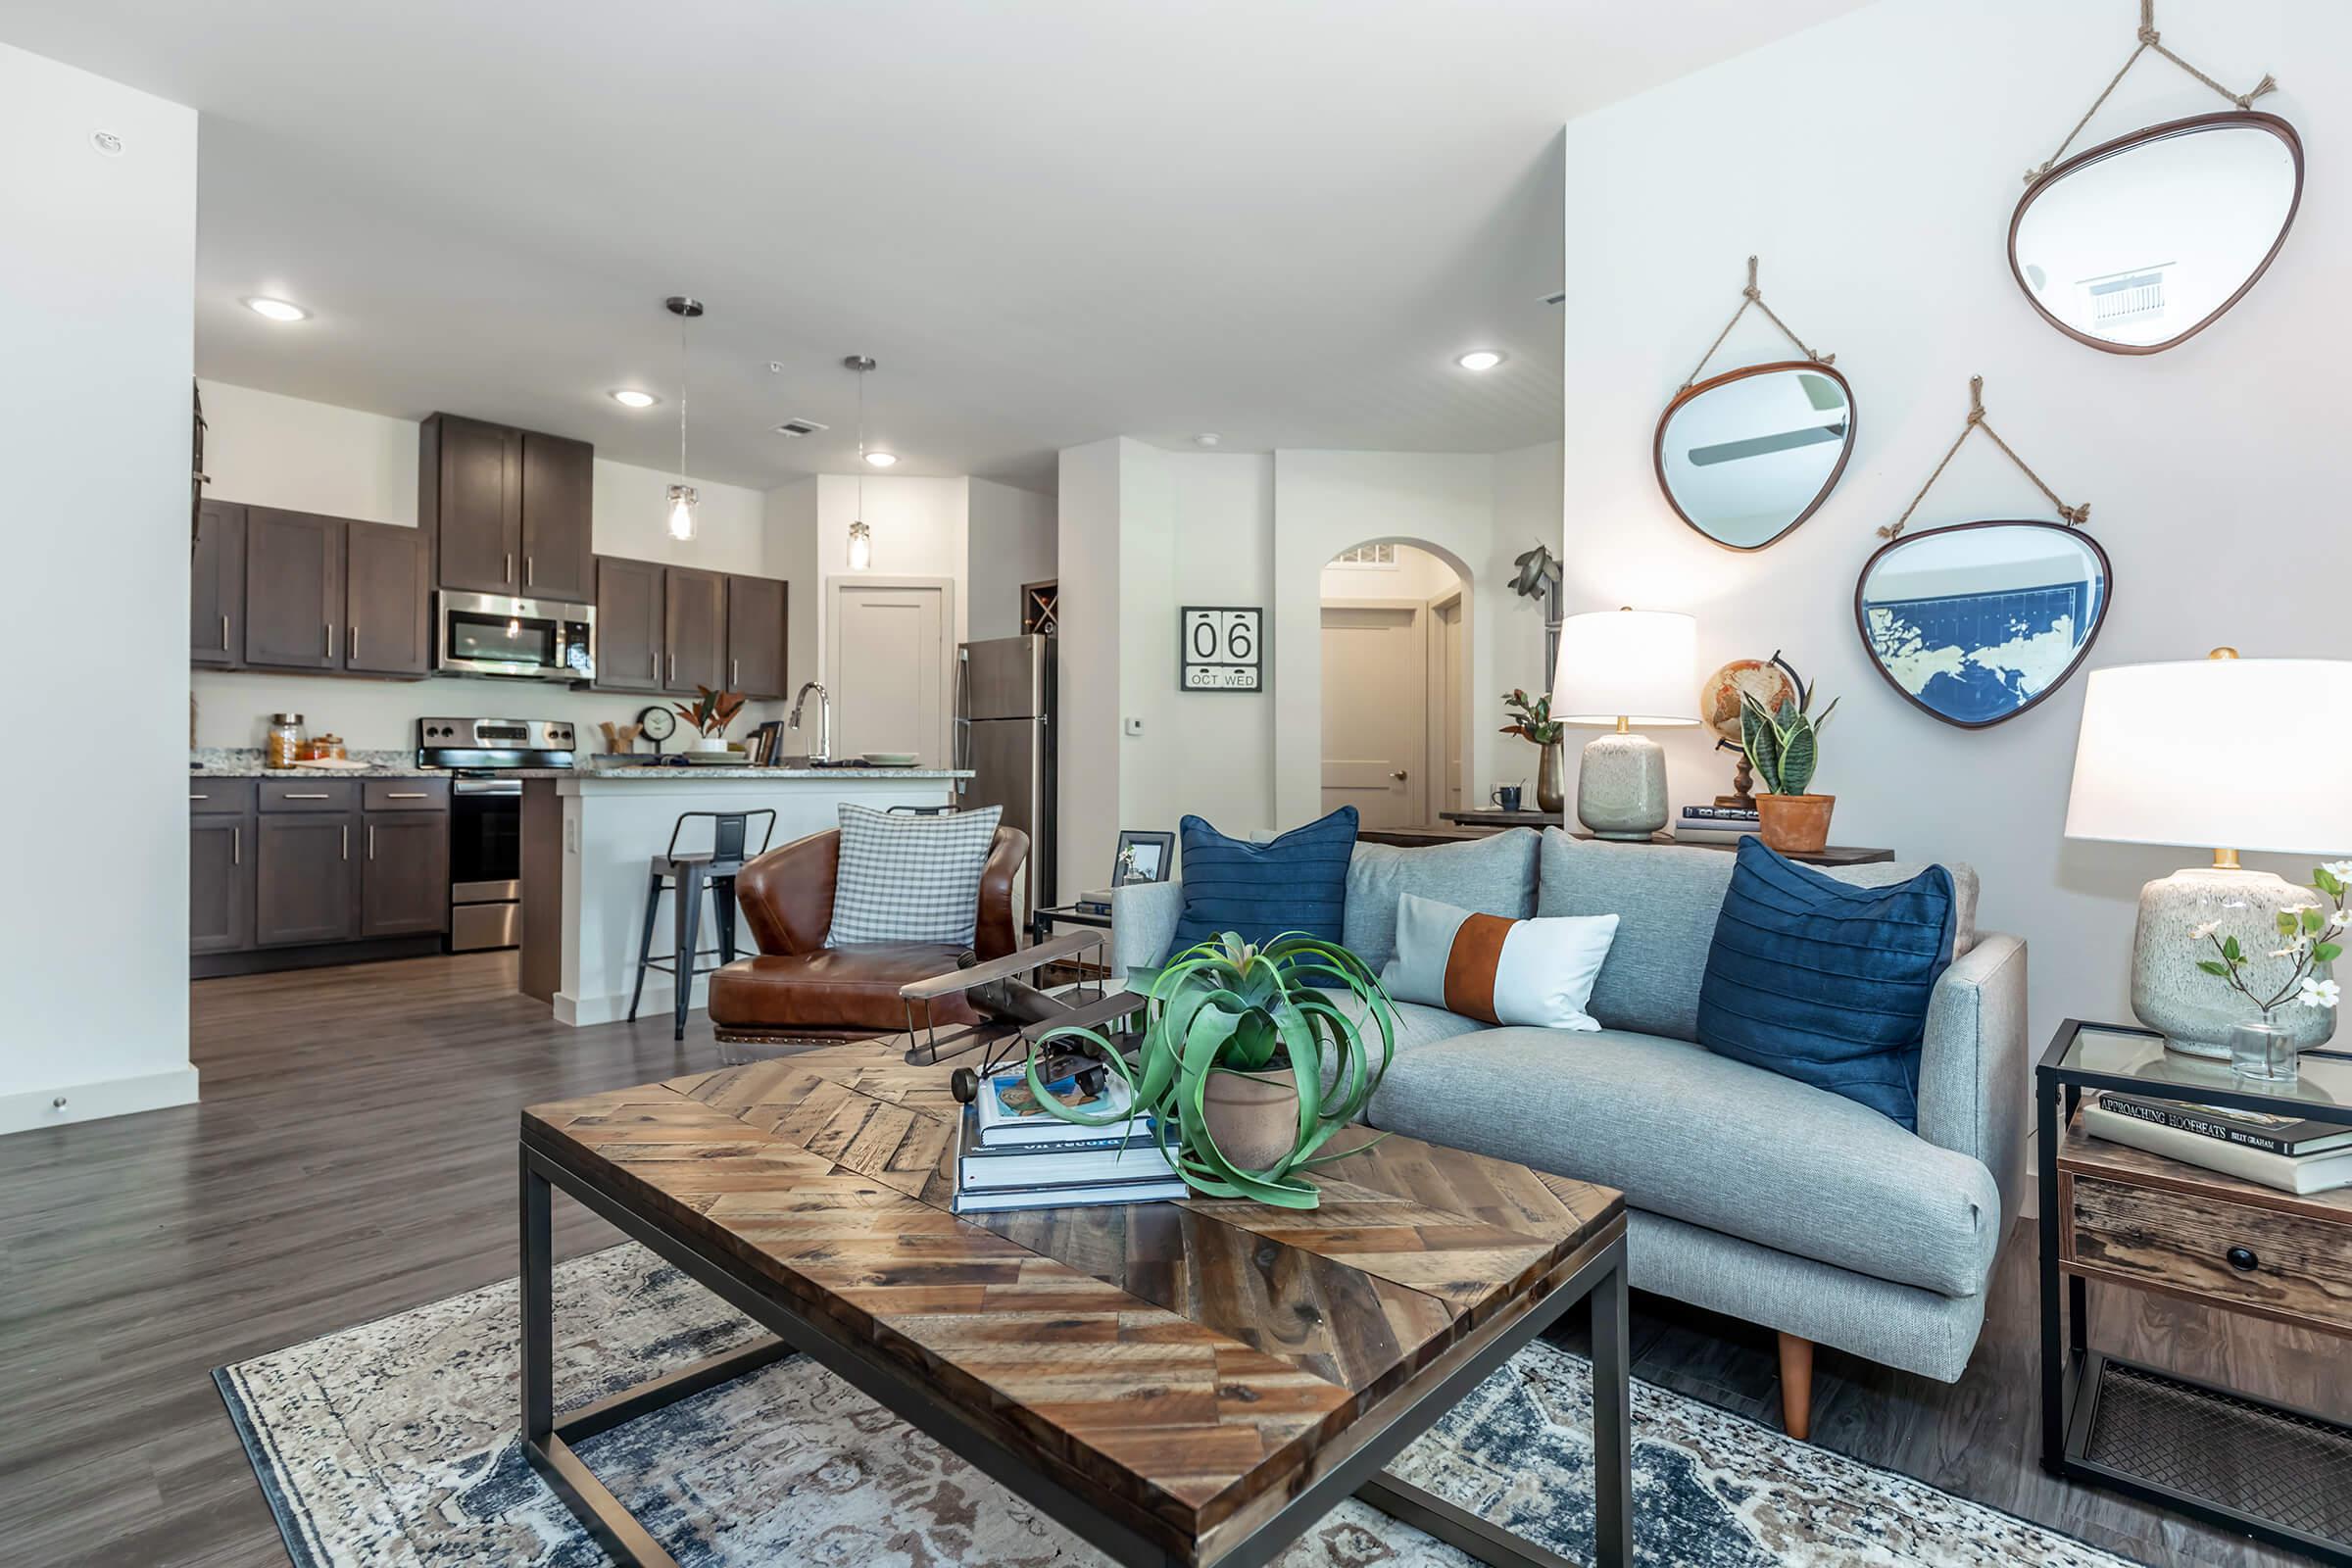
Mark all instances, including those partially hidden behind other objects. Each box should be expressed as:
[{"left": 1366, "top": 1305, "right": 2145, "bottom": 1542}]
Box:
[
  {"left": 244, "top": 297, "right": 308, "bottom": 322},
  {"left": 1194, "top": 433, "right": 1222, "bottom": 447},
  {"left": 1455, "top": 349, "right": 1505, "bottom": 371},
  {"left": 863, "top": 451, "right": 898, "bottom": 467},
  {"left": 608, "top": 389, "right": 659, "bottom": 409}
]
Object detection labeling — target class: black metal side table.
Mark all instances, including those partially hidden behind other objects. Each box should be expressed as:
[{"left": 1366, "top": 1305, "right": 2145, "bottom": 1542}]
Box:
[{"left": 2036, "top": 1019, "right": 2352, "bottom": 1564}]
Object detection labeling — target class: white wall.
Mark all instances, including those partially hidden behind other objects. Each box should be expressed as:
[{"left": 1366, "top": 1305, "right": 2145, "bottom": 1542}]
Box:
[
  {"left": 966, "top": 478, "right": 1057, "bottom": 642},
  {"left": 1057, "top": 439, "right": 1124, "bottom": 890},
  {"left": 761, "top": 476, "right": 821, "bottom": 706},
  {"left": 1556, "top": 0, "right": 2351, "bottom": 1062},
  {"left": 189, "top": 381, "right": 783, "bottom": 751},
  {"left": 0, "top": 45, "right": 200, "bottom": 1133}
]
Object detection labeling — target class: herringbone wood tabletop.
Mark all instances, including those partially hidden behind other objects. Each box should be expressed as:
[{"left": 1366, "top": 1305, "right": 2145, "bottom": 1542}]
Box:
[{"left": 522, "top": 1043, "right": 1623, "bottom": 1562}]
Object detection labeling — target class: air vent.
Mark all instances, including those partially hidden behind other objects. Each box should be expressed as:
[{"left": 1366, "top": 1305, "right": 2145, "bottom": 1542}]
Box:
[{"left": 774, "top": 417, "right": 829, "bottom": 438}]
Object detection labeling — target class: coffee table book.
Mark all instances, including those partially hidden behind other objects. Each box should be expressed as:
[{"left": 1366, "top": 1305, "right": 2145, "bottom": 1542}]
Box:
[{"left": 2082, "top": 1100, "right": 2352, "bottom": 1195}]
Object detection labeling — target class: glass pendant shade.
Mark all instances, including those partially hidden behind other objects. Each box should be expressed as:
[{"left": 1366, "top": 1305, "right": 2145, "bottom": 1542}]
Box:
[
  {"left": 847, "top": 518, "right": 873, "bottom": 571},
  {"left": 665, "top": 483, "right": 699, "bottom": 542}
]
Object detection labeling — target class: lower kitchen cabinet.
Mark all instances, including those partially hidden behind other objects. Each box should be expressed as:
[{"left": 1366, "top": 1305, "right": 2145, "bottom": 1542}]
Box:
[
  {"left": 189, "top": 812, "right": 254, "bottom": 955},
  {"left": 361, "top": 811, "right": 451, "bottom": 937},
  {"left": 254, "top": 813, "right": 361, "bottom": 947}
]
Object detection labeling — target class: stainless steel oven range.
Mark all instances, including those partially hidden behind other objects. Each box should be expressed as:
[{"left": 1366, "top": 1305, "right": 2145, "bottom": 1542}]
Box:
[{"left": 417, "top": 717, "right": 575, "bottom": 953}]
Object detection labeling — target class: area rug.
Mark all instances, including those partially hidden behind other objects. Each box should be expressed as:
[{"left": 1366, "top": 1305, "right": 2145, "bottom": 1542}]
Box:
[{"left": 217, "top": 1244, "right": 2139, "bottom": 1568}]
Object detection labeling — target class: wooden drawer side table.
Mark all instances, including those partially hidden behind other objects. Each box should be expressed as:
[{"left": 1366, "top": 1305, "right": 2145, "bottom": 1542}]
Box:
[{"left": 2037, "top": 1019, "right": 2352, "bottom": 1564}]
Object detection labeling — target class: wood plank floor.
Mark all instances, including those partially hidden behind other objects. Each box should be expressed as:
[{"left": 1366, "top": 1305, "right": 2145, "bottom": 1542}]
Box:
[{"left": 0, "top": 953, "right": 2334, "bottom": 1566}]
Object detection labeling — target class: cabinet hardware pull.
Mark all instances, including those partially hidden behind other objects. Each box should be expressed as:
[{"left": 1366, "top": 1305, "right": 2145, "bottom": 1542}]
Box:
[
  {"left": 506, "top": 552, "right": 514, "bottom": 585},
  {"left": 668, "top": 652, "right": 676, "bottom": 684},
  {"left": 651, "top": 651, "right": 658, "bottom": 681},
  {"left": 341, "top": 824, "right": 350, "bottom": 860},
  {"left": 282, "top": 792, "right": 332, "bottom": 799},
  {"left": 232, "top": 827, "right": 240, "bottom": 865},
  {"left": 324, "top": 623, "right": 332, "bottom": 658},
  {"left": 368, "top": 824, "right": 376, "bottom": 860},
  {"left": 220, "top": 613, "right": 230, "bottom": 651},
  {"left": 2227, "top": 1245, "right": 2260, "bottom": 1272},
  {"left": 527, "top": 556, "right": 534, "bottom": 588},
  {"left": 350, "top": 624, "right": 359, "bottom": 663},
  {"left": 190, "top": 793, "right": 208, "bottom": 801},
  {"left": 385, "top": 791, "right": 429, "bottom": 799},
  {"left": 732, "top": 658, "right": 739, "bottom": 687}
]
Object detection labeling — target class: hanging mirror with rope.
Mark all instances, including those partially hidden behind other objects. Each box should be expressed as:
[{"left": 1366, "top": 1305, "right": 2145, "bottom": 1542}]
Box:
[
  {"left": 1854, "top": 378, "right": 2109, "bottom": 730},
  {"left": 2009, "top": 3, "right": 2300, "bottom": 355},
  {"left": 1654, "top": 257, "right": 1853, "bottom": 552}
]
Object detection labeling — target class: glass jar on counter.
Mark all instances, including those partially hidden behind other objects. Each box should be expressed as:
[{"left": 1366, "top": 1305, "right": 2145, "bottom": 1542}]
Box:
[
  {"left": 302, "top": 732, "right": 348, "bottom": 762},
  {"left": 266, "top": 712, "right": 306, "bottom": 768}
]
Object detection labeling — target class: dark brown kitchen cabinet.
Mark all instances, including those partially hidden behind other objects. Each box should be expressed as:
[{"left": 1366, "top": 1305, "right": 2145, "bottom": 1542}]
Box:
[
  {"left": 519, "top": 432, "right": 594, "bottom": 602},
  {"left": 725, "top": 574, "right": 790, "bottom": 698},
  {"left": 662, "top": 565, "right": 727, "bottom": 693},
  {"left": 188, "top": 811, "right": 254, "bottom": 955},
  {"left": 254, "top": 813, "right": 360, "bottom": 947},
  {"left": 361, "top": 811, "right": 450, "bottom": 937},
  {"left": 243, "top": 508, "right": 345, "bottom": 670},
  {"left": 191, "top": 499, "right": 245, "bottom": 667},
  {"left": 594, "top": 556, "right": 665, "bottom": 692},
  {"left": 344, "top": 521, "right": 432, "bottom": 676},
  {"left": 421, "top": 414, "right": 523, "bottom": 594}
]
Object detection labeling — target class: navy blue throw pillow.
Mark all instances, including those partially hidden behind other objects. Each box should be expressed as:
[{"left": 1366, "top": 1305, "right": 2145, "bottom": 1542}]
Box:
[
  {"left": 1166, "top": 807, "right": 1357, "bottom": 955},
  {"left": 1695, "top": 838, "right": 1955, "bottom": 1131}
]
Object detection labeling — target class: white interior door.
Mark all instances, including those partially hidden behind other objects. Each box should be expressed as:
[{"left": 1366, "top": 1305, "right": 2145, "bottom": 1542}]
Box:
[
  {"left": 1433, "top": 594, "right": 1464, "bottom": 813},
  {"left": 1320, "top": 602, "right": 1427, "bottom": 829},
  {"left": 828, "top": 580, "right": 950, "bottom": 764}
]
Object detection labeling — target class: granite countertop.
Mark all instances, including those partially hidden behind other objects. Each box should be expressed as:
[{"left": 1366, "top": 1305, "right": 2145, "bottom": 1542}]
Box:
[
  {"left": 189, "top": 749, "right": 969, "bottom": 782},
  {"left": 567, "top": 765, "right": 973, "bottom": 782},
  {"left": 189, "top": 748, "right": 442, "bottom": 778}
]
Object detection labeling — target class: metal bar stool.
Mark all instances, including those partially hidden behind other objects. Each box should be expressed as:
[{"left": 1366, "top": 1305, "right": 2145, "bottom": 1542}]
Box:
[{"left": 627, "top": 808, "right": 777, "bottom": 1041}]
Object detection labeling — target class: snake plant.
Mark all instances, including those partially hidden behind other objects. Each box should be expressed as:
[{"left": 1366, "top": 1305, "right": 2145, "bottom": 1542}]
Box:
[
  {"left": 1022, "top": 932, "right": 1397, "bottom": 1209},
  {"left": 1740, "top": 686, "right": 1838, "bottom": 796}
]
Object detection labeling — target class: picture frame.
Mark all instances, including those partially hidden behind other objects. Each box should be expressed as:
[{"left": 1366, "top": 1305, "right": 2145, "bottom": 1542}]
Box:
[{"left": 1112, "top": 829, "right": 1176, "bottom": 887}]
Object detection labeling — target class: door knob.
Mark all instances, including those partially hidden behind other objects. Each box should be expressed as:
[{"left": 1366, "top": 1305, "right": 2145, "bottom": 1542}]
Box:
[{"left": 1391, "top": 770, "right": 1408, "bottom": 781}]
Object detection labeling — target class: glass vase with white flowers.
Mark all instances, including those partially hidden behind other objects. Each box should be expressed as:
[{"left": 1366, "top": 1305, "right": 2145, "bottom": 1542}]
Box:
[{"left": 2191, "top": 860, "right": 2348, "bottom": 1080}]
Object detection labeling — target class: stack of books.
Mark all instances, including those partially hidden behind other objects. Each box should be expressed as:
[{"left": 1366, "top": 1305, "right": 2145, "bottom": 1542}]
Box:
[
  {"left": 1672, "top": 805, "right": 1760, "bottom": 845},
  {"left": 952, "top": 1068, "right": 1186, "bottom": 1213},
  {"left": 2085, "top": 1091, "right": 2352, "bottom": 1196}
]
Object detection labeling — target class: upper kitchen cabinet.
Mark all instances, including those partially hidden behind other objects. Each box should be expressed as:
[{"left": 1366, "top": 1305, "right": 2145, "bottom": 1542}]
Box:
[
  {"left": 594, "top": 556, "right": 664, "bottom": 693},
  {"left": 420, "top": 414, "right": 521, "bottom": 594},
  {"left": 191, "top": 498, "right": 245, "bottom": 667},
  {"left": 662, "top": 565, "right": 727, "bottom": 693},
  {"left": 421, "top": 414, "right": 595, "bottom": 600},
  {"left": 519, "top": 432, "right": 594, "bottom": 602},
  {"left": 243, "top": 507, "right": 345, "bottom": 670},
  {"left": 344, "top": 521, "right": 432, "bottom": 676},
  {"left": 726, "top": 573, "right": 789, "bottom": 699}
]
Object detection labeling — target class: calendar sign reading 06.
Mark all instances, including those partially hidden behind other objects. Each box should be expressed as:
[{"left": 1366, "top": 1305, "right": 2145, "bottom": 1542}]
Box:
[{"left": 1180, "top": 607, "right": 1262, "bottom": 692}]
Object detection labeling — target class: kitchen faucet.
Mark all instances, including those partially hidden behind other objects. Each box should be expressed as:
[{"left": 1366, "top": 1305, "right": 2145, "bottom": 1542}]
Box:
[{"left": 790, "top": 681, "right": 832, "bottom": 762}]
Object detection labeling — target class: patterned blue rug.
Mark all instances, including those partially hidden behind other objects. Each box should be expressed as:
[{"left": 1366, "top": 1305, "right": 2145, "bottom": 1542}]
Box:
[{"left": 216, "top": 1244, "right": 2140, "bottom": 1567}]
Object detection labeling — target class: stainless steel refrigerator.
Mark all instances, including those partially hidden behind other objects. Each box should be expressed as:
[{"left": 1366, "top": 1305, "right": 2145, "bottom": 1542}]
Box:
[{"left": 956, "top": 634, "right": 1055, "bottom": 912}]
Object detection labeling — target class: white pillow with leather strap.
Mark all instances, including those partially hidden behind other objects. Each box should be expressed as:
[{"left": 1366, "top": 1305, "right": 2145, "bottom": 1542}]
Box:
[
  {"left": 827, "top": 804, "right": 1004, "bottom": 948},
  {"left": 1379, "top": 892, "right": 1619, "bottom": 1030}
]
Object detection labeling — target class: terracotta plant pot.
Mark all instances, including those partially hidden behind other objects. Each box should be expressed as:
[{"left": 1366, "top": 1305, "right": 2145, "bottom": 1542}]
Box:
[
  {"left": 1199, "top": 1067, "right": 1299, "bottom": 1173},
  {"left": 1756, "top": 793, "right": 1836, "bottom": 855}
]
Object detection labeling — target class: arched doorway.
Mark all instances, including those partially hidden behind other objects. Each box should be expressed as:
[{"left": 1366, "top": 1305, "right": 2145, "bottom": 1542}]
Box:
[{"left": 1318, "top": 540, "right": 1473, "bottom": 829}]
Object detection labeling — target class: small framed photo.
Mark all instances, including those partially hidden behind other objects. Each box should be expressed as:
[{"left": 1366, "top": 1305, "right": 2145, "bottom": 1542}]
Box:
[{"left": 1112, "top": 829, "right": 1176, "bottom": 887}]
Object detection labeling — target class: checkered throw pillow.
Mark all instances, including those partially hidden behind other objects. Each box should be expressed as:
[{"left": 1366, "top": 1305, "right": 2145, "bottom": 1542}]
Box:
[{"left": 826, "top": 804, "right": 1004, "bottom": 948}]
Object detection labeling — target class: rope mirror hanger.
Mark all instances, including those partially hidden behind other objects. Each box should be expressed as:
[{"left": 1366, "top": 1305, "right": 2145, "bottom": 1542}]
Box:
[
  {"left": 1678, "top": 255, "right": 1833, "bottom": 393},
  {"left": 2026, "top": 0, "right": 2278, "bottom": 185},
  {"left": 1879, "top": 376, "right": 2087, "bottom": 543}
]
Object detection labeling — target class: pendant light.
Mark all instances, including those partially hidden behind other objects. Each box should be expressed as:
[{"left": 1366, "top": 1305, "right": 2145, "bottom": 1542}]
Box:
[
  {"left": 845, "top": 354, "right": 876, "bottom": 569},
  {"left": 664, "top": 296, "right": 704, "bottom": 542}
]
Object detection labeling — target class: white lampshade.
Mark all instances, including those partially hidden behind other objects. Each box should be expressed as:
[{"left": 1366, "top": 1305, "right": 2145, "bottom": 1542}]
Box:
[
  {"left": 2064, "top": 657, "right": 2352, "bottom": 855},
  {"left": 1552, "top": 609, "right": 1700, "bottom": 726}
]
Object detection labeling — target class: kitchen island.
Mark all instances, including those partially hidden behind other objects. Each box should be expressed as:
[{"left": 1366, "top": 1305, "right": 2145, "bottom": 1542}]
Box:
[{"left": 520, "top": 765, "right": 972, "bottom": 1026}]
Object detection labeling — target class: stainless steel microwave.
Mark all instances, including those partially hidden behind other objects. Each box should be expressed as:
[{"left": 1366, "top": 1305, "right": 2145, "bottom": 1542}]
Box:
[{"left": 434, "top": 591, "right": 596, "bottom": 682}]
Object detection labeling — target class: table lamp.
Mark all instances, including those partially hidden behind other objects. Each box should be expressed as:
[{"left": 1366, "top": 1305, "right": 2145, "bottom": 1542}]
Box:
[
  {"left": 2063, "top": 650, "right": 2351, "bottom": 1058},
  {"left": 1553, "top": 608, "right": 1699, "bottom": 841}
]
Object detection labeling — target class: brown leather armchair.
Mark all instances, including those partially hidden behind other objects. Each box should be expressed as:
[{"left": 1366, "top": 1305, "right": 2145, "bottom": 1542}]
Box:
[{"left": 707, "top": 823, "right": 1028, "bottom": 1044}]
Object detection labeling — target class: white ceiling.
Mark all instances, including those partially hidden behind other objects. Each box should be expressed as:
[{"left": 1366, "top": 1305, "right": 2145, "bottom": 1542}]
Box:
[{"left": 3, "top": 0, "right": 1866, "bottom": 492}]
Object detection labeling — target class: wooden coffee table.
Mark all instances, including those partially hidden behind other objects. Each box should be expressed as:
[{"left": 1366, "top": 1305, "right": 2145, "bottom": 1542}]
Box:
[{"left": 519, "top": 1046, "right": 1631, "bottom": 1568}]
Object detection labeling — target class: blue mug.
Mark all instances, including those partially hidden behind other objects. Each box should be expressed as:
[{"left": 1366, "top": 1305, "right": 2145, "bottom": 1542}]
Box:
[{"left": 1490, "top": 784, "right": 1524, "bottom": 812}]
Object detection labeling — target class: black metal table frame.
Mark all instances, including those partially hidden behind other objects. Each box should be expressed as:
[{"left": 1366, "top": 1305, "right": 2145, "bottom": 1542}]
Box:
[
  {"left": 520, "top": 1136, "right": 1633, "bottom": 1568},
  {"left": 2035, "top": 1017, "right": 2352, "bottom": 1566}
]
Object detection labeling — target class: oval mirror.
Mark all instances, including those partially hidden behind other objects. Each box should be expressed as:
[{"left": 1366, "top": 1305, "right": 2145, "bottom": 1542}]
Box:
[
  {"left": 2010, "top": 112, "right": 2302, "bottom": 355},
  {"left": 1655, "top": 362, "right": 1854, "bottom": 551},
  {"left": 1855, "top": 520, "right": 2111, "bottom": 729}
]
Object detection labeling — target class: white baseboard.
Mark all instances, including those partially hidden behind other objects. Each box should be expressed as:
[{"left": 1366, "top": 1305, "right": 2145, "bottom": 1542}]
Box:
[
  {"left": 0, "top": 1065, "right": 201, "bottom": 1137},
  {"left": 555, "top": 974, "right": 710, "bottom": 1029}
]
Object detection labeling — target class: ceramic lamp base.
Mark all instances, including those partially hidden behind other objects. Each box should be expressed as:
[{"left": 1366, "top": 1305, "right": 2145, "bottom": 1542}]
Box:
[
  {"left": 1576, "top": 731, "right": 1667, "bottom": 841},
  {"left": 2130, "top": 865, "right": 2337, "bottom": 1059}
]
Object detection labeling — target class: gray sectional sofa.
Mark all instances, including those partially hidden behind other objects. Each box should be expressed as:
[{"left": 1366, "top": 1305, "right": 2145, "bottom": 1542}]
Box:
[{"left": 1111, "top": 827, "right": 2028, "bottom": 1438}]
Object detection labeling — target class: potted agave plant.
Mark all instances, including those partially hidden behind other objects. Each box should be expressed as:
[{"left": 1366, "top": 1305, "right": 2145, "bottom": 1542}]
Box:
[
  {"left": 674, "top": 686, "right": 747, "bottom": 754},
  {"left": 1021, "top": 932, "right": 1397, "bottom": 1208},
  {"left": 1740, "top": 684, "right": 1839, "bottom": 854}
]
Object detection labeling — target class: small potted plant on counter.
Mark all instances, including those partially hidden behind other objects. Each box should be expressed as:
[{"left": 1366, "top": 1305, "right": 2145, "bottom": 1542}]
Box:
[
  {"left": 1500, "top": 687, "right": 1568, "bottom": 813},
  {"left": 1740, "top": 683, "right": 1839, "bottom": 854},
  {"left": 1019, "top": 931, "right": 1397, "bottom": 1209},
  {"left": 675, "top": 686, "right": 747, "bottom": 755}
]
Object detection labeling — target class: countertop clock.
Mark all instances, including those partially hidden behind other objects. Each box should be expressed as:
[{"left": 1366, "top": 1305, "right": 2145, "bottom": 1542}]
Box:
[{"left": 636, "top": 704, "right": 678, "bottom": 754}]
